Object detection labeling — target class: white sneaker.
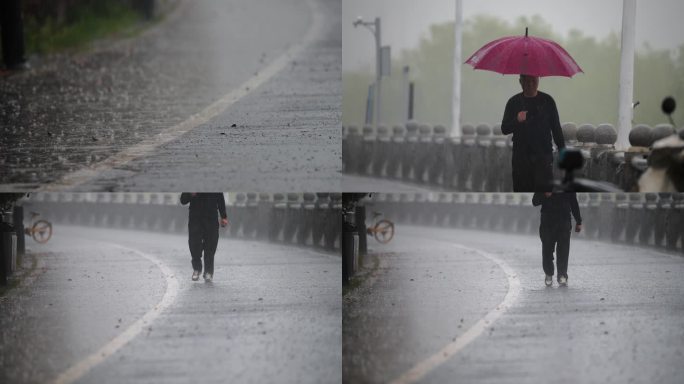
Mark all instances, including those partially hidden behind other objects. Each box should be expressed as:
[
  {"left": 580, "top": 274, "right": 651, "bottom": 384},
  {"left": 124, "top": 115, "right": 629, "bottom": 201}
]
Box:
[
  {"left": 204, "top": 273, "right": 213, "bottom": 282},
  {"left": 545, "top": 275, "right": 553, "bottom": 286},
  {"left": 192, "top": 270, "right": 200, "bottom": 281},
  {"left": 558, "top": 276, "right": 568, "bottom": 286}
]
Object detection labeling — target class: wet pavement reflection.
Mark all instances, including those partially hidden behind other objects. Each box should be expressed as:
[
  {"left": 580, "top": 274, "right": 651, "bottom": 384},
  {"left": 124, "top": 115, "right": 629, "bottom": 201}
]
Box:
[{"left": 0, "top": 226, "right": 341, "bottom": 383}]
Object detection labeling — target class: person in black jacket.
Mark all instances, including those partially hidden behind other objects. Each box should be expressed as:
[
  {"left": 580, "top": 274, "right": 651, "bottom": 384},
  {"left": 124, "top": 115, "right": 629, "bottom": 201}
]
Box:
[
  {"left": 532, "top": 192, "right": 582, "bottom": 286},
  {"left": 502, "top": 75, "right": 566, "bottom": 192},
  {"left": 180, "top": 193, "right": 228, "bottom": 282}
]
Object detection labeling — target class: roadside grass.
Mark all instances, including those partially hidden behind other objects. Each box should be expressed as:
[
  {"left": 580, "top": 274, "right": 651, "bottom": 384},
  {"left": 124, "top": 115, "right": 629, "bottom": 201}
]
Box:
[
  {"left": 0, "top": 251, "right": 36, "bottom": 298},
  {"left": 0, "top": 278, "right": 21, "bottom": 297},
  {"left": 24, "top": 1, "right": 152, "bottom": 55},
  {"left": 343, "top": 252, "right": 380, "bottom": 297}
]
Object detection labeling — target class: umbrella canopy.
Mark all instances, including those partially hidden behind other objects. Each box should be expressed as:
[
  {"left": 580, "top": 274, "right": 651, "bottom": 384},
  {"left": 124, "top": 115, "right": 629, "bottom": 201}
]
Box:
[{"left": 465, "top": 28, "right": 583, "bottom": 77}]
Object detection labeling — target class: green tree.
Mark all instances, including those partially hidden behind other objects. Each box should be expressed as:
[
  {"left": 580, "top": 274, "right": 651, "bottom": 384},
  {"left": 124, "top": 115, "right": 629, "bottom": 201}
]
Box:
[{"left": 343, "top": 14, "right": 684, "bottom": 130}]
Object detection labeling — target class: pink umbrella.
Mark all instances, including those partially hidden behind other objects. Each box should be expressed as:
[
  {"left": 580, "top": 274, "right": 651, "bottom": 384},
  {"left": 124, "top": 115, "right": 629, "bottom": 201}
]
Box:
[{"left": 465, "top": 28, "right": 583, "bottom": 77}]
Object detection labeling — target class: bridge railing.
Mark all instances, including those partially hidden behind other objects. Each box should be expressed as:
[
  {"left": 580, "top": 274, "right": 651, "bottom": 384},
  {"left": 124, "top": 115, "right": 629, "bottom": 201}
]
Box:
[
  {"left": 22, "top": 192, "right": 342, "bottom": 252},
  {"left": 365, "top": 192, "right": 683, "bottom": 254},
  {"left": 343, "top": 122, "right": 679, "bottom": 191}
]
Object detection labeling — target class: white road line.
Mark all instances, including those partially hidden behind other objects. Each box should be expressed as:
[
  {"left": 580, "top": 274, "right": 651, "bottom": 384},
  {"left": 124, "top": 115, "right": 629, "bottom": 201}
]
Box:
[
  {"left": 51, "top": 244, "right": 179, "bottom": 384},
  {"left": 40, "top": 0, "right": 324, "bottom": 191},
  {"left": 389, "top": 244, "right": 521, "bottom": 384}
]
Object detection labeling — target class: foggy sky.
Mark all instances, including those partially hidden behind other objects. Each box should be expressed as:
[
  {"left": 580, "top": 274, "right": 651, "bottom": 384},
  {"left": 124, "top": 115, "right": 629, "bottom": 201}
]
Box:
[{"left": 343, "top": 0, "right": 684, "bottom": 71}]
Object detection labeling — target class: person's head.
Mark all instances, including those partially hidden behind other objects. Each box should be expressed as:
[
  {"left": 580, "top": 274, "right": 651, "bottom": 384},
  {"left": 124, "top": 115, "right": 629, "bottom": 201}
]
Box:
[{"left": 519, "top": 74, "right": 539, "bottom": 97}]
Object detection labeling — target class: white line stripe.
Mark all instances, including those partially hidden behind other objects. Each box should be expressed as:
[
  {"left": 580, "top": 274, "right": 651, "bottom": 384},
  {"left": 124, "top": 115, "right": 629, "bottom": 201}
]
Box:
[
  {"left": 389, "top": 244, "right": 521, "bottom": 384},
  {"left": 51, "top": 244, "right": 179, "bottom": 384},
  {"left": 39, "top": 0, "right": 324, "bottom": 191}
]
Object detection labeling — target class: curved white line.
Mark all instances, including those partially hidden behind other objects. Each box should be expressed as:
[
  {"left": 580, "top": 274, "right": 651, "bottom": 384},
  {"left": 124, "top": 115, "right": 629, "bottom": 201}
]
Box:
[
  {"left": 390, "top": 243, "right": 521, "bottom": 384},
  {"left": 51, "top": 244, "right": 179, "bottom": 384},
  {"left": 41, "top": 0, "right": 325, "bottom": 191}
]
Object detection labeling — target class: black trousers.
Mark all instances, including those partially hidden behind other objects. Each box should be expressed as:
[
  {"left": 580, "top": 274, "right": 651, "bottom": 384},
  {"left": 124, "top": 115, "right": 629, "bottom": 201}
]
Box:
[
  {"left": 512, "top": 152, "right": 553, "bottom": 192},
  {"left": 188, "top": 217, "right": 219, "bottom": 274},
  {"left": 539, "top": 218, "right": 571, "bottom": 278}
]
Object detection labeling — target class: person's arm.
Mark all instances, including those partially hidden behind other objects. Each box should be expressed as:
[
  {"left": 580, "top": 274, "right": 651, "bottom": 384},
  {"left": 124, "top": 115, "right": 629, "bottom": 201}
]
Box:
[
  {"left": 501, "top": 96, "right": 521, "bottom": 135},
  {"left": 180, "top": 193, "right": 192, "bottom": 205},
  {"left": 570, "top": 193, "right": 582, "bottom": 225},
  {"left": 216, "top": 194, "right": 228, "bottom": 227},
  {"left": 548, "top": 96, "right": 566, "bottom": 150},
  {"left": 216, "top": 193, "right": 227, "bottom": 219}
]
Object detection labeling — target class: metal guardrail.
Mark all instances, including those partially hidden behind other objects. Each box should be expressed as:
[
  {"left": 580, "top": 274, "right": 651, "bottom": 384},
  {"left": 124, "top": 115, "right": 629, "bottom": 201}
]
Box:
[
  {"left": 365, "top": 192, "right": 683, "bottom": 253},
  {"left": 21, "top": 193, "right": 343, "bottom": 252},
  {"left": 343, "top": 122, "right": 679, "bottom": 192}
]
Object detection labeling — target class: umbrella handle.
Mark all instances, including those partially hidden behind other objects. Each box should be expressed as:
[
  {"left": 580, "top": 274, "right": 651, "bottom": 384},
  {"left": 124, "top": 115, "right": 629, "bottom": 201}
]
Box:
[{"left": 525, "top": 27, "right": 528, "bottom": 37}]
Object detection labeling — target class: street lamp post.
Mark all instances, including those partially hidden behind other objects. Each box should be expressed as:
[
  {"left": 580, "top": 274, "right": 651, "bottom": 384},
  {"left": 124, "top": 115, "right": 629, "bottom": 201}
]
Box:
[
  {"left": 452, "top": 0, "right": 463, "bottom": 138},
  {"left": 617, "top": 0, "right": 637, "bottom": 150},
  {"left": 354, "top": 17, "right": 382, "bottom": 128}
]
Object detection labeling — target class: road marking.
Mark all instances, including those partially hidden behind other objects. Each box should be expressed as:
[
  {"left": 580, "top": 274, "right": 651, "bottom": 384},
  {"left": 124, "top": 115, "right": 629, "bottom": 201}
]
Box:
[
  {"left": 389, "top": 244, "right": 521, "bottom": 384},
  {"left": 39, "top": 0, "right": 324, "bottom": 191},
  {"left": 51, "top": 244, "right": 179, "bottom": 384}
]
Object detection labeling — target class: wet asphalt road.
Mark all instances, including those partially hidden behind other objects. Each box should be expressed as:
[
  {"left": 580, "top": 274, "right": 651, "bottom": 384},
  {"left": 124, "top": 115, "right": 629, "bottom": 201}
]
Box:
[
  {"left": 0, "top": 0, "right": 340, "bottom": 191},
  {"left": 0, "top": 226, "right": 341, "bottom": 383},
  {"left": 343, "top": 226, "right": 684, "bottom": 384}
]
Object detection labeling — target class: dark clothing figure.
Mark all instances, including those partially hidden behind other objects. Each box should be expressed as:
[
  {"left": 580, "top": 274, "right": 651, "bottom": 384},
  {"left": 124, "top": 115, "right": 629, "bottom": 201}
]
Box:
[
  {"left": 0, "top": 0, "right": 27, "bottom": 69},
  {"left": 532, "top": 192, "right": 582, "bottom": 279},
  {"left": 180, "top": 193, "right": 227, "bottom": 276},
  {"left": 511, "top": 152, "right": 554, "bottom": 193},
  {"left": 502, "top": 91, "right": 566, "bottom": 191}
]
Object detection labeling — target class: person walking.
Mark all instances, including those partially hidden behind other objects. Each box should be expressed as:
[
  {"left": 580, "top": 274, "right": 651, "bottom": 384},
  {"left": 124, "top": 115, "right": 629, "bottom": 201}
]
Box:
[
  {"left": 502, "top": 75, "right": 566, "bottom": 192},
  {"left": 180, "top": 193, "right": 228, "bottom": 282},
  {"left": 532, "top": 192, "right": 582, "bottom": 286}
]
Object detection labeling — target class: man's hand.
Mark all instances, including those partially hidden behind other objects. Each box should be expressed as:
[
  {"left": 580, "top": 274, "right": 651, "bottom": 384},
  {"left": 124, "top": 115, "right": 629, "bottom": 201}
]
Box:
[
  {"left": 220, "top": 218, "right": 229, "bottom": 227},
  {"left": 575, "top": 224, "right": 582, "bottom": 233},
  {"left": 517, "top": 110, "right": 527, "bottom": 122},
  {"left": 544, "top": 192, "right": 552, "bottom": 197}
]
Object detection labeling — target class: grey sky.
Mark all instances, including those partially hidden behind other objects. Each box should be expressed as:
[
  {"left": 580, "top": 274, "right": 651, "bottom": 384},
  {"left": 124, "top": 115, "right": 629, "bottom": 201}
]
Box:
[{"left": 343, "top": 0, "right": 684, "bottom": 71}]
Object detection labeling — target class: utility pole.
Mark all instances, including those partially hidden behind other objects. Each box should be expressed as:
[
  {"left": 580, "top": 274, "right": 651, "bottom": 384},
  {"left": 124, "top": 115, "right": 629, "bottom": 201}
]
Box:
[
  {"left": 452, "top": 0, "right": 463, "bottom": 138},
  {"left": 354, "top": 17, "right": 383, "bottom": 128},
  {"left": 617, "top": 0, "right": 636, "bottom": 150},
  {"left": 403, "top": 66, "right": 410, "bottom": 124}
]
